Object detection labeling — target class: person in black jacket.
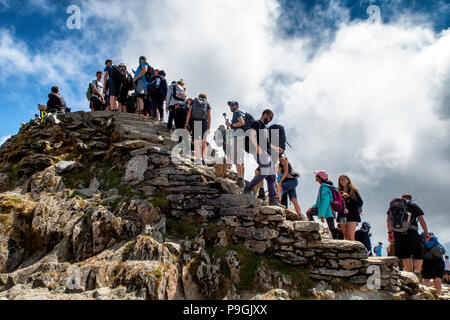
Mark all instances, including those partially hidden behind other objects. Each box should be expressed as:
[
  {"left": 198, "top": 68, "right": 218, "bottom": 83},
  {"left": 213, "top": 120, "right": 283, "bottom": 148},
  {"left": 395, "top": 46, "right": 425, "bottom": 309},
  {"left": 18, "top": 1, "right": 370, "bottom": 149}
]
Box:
[
  {"left": 149, "top": 70, "right": 168, "bottom": 122},
  {"left": 337, "top": 174, "right": 363, "bottom": 241},
  {"left": 47, "top": 86, "right": 67, "bottom": 113},
  {"left": 355, "top": 222, "right": 372, "bottom": 255}
]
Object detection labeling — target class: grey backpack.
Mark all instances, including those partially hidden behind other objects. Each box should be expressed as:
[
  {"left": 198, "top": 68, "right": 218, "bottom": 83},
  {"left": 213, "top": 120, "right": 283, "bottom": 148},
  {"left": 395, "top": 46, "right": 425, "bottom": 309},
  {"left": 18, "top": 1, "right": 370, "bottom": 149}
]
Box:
[{"left": 191, "top": 98, "right": 209, "bottom": 120}]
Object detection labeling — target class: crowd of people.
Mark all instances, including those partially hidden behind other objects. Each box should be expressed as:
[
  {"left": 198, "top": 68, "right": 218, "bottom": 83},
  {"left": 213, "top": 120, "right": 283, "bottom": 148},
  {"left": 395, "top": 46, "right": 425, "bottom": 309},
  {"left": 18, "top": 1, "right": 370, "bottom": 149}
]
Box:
[{"left": 36, "top": 56, "right": 448, "bottom": 295}]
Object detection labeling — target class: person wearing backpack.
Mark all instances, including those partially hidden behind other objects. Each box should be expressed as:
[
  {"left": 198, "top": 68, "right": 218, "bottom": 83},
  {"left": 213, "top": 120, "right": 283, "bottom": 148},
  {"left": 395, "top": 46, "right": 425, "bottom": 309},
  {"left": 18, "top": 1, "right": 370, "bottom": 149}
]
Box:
[
  {"left": 387, "top": 193, "right": 430, "bottom": 276},
  {"left": 104, "top": 59, "right": 119, "bottom": 112},
  {"left": 337, "top": 174, "right": 363, "bottom": 241},
  {"left": 374, "top": 242, "right": 383, "bottom": 257},
  {"left": 306, "top": 170, "right": 339, "bottom": 239},
  {"left": 133, "top": 56, "right": 150, "bottom": 114},
  {"left": 47, "top": 86, "right": 68, "bottom": 114},
  {"left": 89, "top": 71, "right": 105, "bottom": 112},
  {"left": 149, "top": 70, "right": 168, "bottom": 122},
  {"left": 243, "top": 109, "right": 283, "bottom": 207},
  {"left": 167, "top": 80, "right": 186, "bottom": 129},
  {"left": 117, "top": 63, "right": 133, "bottom": 113},
  {"left": 185, "top": 93, "right": 211, "bottom": 164},
  {"left": 226, "top": 101, "right": 246, "bottom": 188},
  {"left": 277, "top": 155, "right": 302, "bottom": 216},
  {"left": 421, "top": 232, "right": 446, "bottom": 295}
]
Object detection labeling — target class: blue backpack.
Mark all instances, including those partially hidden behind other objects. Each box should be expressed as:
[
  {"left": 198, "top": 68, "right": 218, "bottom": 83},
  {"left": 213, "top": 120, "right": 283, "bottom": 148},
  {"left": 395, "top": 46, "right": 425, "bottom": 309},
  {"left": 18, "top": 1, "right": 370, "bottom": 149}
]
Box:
[{"left": 421, "top": 233, "right": 446, "bottom": 258}]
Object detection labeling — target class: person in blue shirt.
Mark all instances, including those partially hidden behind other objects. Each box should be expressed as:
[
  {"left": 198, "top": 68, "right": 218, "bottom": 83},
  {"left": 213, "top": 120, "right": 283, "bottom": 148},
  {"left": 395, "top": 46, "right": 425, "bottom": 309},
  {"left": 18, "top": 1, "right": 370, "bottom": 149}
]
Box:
[
  {"left": 133, "top": 56, "right": 149, "bottom": 114},
  {"left": 374, "top": 242, "right": 383, "bottom": 257},
  {"left": 306, "top": 170, "right": 337, "bottom": 239}
]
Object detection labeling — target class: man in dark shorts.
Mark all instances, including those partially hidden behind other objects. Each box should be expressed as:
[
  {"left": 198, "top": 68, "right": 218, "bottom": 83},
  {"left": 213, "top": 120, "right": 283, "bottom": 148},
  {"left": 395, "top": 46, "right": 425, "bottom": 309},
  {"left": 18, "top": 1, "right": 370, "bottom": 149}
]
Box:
[
  {"left": 387, "top": 193, "right": 430, "bottom": 277},
  {"left": 104, "top": 59, "right": 119, "bottom": 111},
  {"left": 226, "top": 101, "right": 245, "bottom": 187},
  {"left": 243, "top": 109, "right": 283, "bottom": 207}
]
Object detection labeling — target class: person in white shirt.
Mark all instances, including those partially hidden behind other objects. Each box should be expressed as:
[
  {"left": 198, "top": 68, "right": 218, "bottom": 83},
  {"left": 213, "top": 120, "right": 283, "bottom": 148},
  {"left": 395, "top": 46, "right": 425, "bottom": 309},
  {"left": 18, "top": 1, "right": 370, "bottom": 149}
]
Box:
[{"left": 90, "top": 71, "right": 105, "bottom": 112}]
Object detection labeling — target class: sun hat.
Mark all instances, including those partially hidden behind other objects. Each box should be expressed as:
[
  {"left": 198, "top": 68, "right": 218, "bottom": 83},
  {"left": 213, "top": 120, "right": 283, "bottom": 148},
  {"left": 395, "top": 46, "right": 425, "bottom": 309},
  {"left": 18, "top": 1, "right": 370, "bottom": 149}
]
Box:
[{"left": 313, "top": 170, "right": 328, "bottom": 181}]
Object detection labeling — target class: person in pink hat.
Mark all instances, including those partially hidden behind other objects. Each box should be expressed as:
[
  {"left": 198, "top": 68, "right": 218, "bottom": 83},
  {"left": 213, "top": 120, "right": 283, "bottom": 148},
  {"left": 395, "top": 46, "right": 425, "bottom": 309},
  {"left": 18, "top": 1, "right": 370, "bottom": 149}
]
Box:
[{"left": 306, "top": 170, "right": 338, "bottom": 239}]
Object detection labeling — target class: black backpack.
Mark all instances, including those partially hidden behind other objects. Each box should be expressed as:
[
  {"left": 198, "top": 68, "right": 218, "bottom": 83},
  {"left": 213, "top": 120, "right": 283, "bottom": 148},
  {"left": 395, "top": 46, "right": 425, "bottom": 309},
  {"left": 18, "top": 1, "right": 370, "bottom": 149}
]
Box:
[
  {"left": 242, "top": 112, "right": 255, "bottom": 131},
  {"left": 148, "top": 76, "right": 162, "bottom": 92},
  {"left": 191, "top": 98, "right": 209, "bottom": 120},
  {"left": 269, "top": 124, "right": 288, "bottom": 152},
  {"left": 388, "top": 198, "right": 416, "bottom": 233},
  {"left": 112, "top": 65, "right": 127, "bottom": 83}
]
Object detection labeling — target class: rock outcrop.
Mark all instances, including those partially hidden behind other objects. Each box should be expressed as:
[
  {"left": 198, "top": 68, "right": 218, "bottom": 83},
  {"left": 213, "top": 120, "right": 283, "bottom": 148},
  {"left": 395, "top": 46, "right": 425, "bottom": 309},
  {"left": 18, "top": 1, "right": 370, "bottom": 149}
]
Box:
[{"left": 0, "top": 111, "right": 445, "bottom": 300}]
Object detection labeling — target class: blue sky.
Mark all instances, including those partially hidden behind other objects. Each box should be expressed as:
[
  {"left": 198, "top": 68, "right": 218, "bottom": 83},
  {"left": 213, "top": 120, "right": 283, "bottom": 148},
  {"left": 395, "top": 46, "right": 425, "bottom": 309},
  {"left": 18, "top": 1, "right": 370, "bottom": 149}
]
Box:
[{"left": 1, "top": 0, "right": 450, "bottom": 249}]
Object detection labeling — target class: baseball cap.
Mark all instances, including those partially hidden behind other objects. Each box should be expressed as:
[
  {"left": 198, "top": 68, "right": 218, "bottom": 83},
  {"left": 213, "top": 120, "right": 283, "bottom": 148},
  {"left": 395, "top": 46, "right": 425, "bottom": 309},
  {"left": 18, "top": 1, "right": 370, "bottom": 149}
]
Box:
[
  {"left": 313, "top": 170, "right": 328, "bottom": 181},
  {"left": 227, "top": 101, "right": 239, "bottom": 107}
]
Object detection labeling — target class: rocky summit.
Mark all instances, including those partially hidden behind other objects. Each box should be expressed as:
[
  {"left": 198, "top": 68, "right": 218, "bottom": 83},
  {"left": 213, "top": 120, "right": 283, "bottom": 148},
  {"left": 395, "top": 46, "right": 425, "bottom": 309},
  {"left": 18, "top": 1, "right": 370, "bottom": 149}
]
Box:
[{"left": 0, "top": 111, "right": 447, "bottom": 300}]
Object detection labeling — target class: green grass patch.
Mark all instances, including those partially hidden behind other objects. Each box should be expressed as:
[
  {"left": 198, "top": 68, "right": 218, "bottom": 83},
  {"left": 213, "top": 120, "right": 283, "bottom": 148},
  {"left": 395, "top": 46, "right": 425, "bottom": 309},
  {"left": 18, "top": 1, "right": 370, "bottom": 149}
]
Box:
[
  {"left": 154, "top": 268, "right": 162, "bottom": 278},
  {"left": 166, "top": 217, "right": 202, "bottom": 240}
]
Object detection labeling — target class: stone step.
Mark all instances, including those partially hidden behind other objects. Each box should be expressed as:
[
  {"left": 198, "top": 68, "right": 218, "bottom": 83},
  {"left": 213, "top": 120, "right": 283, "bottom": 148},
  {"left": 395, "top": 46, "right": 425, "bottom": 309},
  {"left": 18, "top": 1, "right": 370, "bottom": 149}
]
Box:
[{"left": 113, "top": 126, "right": 165, "bottom": 144}]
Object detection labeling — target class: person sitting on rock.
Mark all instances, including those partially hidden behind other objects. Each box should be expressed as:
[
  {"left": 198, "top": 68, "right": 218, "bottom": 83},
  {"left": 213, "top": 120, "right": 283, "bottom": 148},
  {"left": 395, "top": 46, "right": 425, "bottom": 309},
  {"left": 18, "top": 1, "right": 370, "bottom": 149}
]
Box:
[
  {"left": 306, "top": 170, "right": 338, "bottom": 239},
  {"left": 47, "top": 86, "right": 68, "bottom": 114}
]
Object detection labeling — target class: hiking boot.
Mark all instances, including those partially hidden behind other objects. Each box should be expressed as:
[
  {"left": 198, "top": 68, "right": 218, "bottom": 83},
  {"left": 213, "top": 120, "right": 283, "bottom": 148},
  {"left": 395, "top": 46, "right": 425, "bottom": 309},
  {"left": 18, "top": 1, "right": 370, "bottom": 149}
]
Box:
[
  {"left": 237, "top": 178, "right": 245, "bottom": 188},
  {"left": 269, "top": 200, "right": 285, "bottom": 208},
  {"left": 257, "top": 193, "right": 267, "bottom": 201}
]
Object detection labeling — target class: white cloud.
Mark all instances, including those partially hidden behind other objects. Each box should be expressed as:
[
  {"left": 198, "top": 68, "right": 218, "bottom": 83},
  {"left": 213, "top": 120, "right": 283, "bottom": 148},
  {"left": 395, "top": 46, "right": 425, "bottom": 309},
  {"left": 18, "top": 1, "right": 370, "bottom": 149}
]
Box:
[{"left": 0, "top": 135, "right": 11, "bottom": 146}]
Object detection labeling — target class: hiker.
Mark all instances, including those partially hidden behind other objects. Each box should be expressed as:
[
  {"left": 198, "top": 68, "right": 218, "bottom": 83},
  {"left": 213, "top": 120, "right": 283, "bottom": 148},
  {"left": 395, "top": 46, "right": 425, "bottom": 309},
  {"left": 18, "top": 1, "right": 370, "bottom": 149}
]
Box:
[
  {"left": 387, "top": 193, "right": 430, "bottom": 276},
  {"left": 421, "top": 232, "right": 446, "bottom": 295},
  {"left": 226, "top": 101, "right": 246, "bottom": 188},
  {"left": 149, "top": 70, "right": 168, "bottom": 122},
  {"left": 337, "top": 175, "right": 363, "bottom": 241},
  {"left": 215, "top": 125, "right": 227, "bottom": 154},
  {"left": 243, "top": 109, "right": 283, "bottom": 207},
  {"left": 133, "top": 56, "right": 149, "bottom": 114},
  {"left": 276, "top": 155, "right": 302, "bottom": 216},
  {"left": 117, "top": 63, "right": 132, "bottom": 113},
  {"left": 47, "top": 86, "right": 68, "bottom": 114},
  {"left": 167, "top": 80, "right": 187, "bottom": 129},
  {"left": 185, "top": 93, "right": 211, "bottom": 164},
  {"left": 374, "top": 242, "right": 383, "bottom": 257},
  {"left": 355, "top": 222, "right": 373, "bottom": 255},
  {"left": 306, "top": 170, "right": 338, "bottom": 239},
  {"left": 89, "top": 71, "right": 105, "bottom": 112},
  {"left": 444, "top": 255, "right": 450, "bottom": 284},
  {"left": 104, "top": 59, "right": 119, "bottom": 111}
]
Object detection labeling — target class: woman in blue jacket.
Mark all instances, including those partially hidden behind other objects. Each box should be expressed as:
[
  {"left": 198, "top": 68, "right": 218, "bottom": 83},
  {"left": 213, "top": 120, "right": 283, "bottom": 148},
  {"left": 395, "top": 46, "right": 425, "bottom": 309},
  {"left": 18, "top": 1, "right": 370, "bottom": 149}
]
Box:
[{"left": 306, "top": 170, "right": 337, "bottom": 239}]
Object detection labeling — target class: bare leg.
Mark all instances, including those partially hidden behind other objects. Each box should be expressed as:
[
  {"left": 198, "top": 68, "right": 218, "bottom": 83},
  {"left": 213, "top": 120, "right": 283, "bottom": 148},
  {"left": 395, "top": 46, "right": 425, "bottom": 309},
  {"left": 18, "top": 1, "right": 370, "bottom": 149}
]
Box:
[
  {"left": 340, "top": 223, "right": 348, "bottom": 240},
  {"left": 110, "top": 96, "right": 118, "bottom": 111},
  {"left": 202, "top": 140, "right": 207, "bottom": 159},
  {"left": 413, "top": 259, "right": 423, "bottom": 273},
  {"left": 434, "top": 278, "right": 442, "bottom": 295},
  {"left": 291, "top": 198, "right": 303, "bottom": 216},
  {"left": 194, "top": 140, "right": 202, "bottom": 162},
  {"left": 346, "top": 222, "right": 357, "bottom": 241},
  {"left": 403, "top": 259, "right": 413, "bottom": 272}
]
